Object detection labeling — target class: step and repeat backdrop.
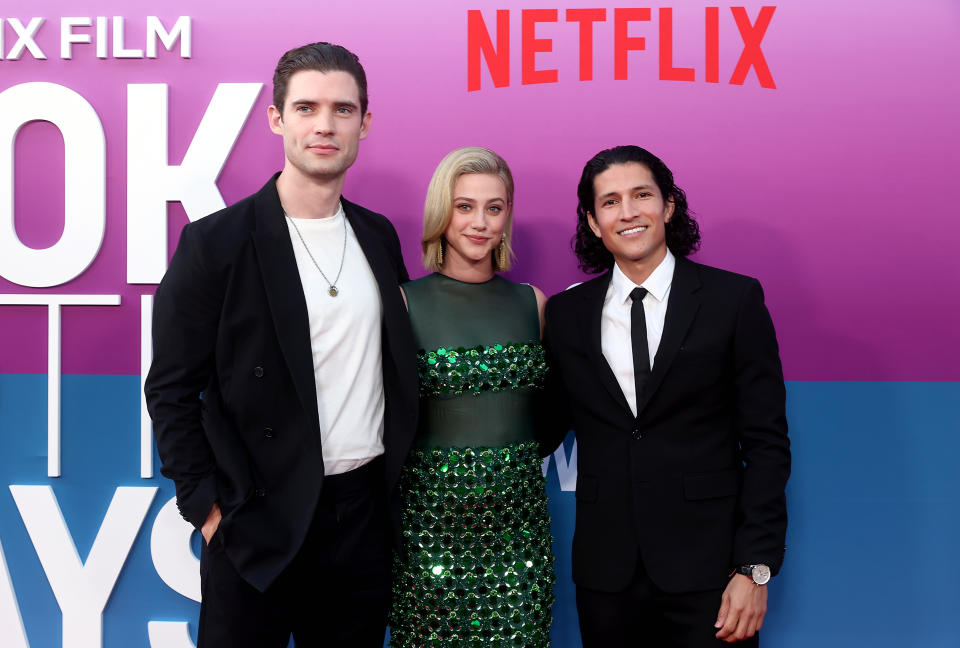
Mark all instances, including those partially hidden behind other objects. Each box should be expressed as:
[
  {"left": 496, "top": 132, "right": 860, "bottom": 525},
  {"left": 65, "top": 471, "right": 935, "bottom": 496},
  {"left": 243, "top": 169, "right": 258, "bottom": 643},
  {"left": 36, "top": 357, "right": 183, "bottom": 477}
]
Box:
[{"left": 1, "top": 1, "right": 958, "bottom": 646}]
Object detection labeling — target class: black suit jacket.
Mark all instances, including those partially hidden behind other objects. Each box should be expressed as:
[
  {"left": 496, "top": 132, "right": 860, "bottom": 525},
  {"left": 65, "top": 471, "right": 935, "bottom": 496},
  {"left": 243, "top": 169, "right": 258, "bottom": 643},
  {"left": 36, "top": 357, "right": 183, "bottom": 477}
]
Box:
[
  {"left": 144, "top": 174, "right": 418, "bottom": 592},
  {"left": 542, "top": 257, "right": 790, "bottom": 594}
]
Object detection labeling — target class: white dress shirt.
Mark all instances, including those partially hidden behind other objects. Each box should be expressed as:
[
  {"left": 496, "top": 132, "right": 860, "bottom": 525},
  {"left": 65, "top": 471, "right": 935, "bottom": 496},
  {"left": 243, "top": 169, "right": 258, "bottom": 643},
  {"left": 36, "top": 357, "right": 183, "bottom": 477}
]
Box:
[
  {"left": 600, "top": 251, "right": 676, "bottom": 417},
  {"left": 286, "top": 203, "right": 385, "bottom": 475}
]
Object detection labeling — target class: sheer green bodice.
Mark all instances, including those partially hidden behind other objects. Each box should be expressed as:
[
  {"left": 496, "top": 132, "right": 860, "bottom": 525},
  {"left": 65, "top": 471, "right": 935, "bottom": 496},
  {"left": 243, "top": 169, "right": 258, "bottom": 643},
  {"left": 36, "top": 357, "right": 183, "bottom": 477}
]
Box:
[{"left": 402, "top": 273, "right": 545, "bottom": 448}]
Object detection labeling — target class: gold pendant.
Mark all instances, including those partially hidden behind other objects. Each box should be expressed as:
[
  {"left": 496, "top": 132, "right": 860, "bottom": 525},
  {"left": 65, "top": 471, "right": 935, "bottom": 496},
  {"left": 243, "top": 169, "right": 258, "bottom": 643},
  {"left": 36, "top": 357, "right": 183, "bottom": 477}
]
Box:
[{"left": 328, "top": 286, "right": 339, "bottom": 297}]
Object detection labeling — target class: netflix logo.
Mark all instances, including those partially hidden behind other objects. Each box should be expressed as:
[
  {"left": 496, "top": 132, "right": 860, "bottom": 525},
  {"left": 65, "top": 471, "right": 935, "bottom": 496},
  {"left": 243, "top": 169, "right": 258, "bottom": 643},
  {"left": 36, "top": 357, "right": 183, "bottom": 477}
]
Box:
[{"left": 467, "top": 6, "right": 776, "bottom": 90}]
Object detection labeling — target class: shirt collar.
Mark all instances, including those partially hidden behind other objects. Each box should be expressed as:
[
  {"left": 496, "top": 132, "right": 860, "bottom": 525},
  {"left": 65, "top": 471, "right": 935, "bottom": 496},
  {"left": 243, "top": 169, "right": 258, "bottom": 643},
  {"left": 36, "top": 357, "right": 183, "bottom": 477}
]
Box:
[{"left": 611, "top": 250, "right": 676, "bottom": 306}]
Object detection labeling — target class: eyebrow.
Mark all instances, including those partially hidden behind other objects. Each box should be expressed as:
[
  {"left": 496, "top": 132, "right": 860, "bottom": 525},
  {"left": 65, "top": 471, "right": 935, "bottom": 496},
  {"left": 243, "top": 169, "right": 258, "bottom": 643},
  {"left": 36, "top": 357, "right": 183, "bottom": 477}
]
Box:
[
  {"left": 453, "top": 196, "right": 505, "bottom": 202},
  {"left": 597, "top": 185, "right": 656, "bottom": 201},
  {"left": 289, "top": 98, "right": 360, "bottom": 110}
]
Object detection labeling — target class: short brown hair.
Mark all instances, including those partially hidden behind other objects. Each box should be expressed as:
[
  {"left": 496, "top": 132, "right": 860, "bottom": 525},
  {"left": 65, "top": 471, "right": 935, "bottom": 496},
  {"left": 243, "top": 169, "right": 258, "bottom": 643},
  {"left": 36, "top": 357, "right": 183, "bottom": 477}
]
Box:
[{"left": 273, "top": 42, "right": 368, "bottom": 115}]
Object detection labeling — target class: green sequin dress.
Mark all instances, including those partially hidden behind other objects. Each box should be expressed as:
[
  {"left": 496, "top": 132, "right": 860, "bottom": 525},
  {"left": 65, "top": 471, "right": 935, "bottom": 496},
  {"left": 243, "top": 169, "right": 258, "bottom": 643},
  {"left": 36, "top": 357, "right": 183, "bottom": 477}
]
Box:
[{"left": 390, "top": 273, "right": 555, "bottom": 648}]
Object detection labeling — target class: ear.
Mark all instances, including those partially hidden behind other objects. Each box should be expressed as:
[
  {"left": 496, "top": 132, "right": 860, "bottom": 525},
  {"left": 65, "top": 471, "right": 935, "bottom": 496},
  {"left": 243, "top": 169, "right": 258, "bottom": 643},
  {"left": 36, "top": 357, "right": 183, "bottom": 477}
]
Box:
[
  {"left": 664, "top": 196, "right": 676, "bottom": 223},
  {"left": 268, "top": 104, "right": 283, "bottom": 136},
  {"left": 587, "top": 212, "right": 602, "bottom": 238},
  {"left": 359, "top": 110, "right": 372, "bottom": 140}
]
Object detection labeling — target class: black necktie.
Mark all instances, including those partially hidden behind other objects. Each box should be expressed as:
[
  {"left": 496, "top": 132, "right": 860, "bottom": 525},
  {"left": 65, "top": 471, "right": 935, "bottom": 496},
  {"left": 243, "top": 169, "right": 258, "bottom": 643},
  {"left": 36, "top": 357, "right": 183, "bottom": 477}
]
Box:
[{"left": 630, "top": 287, "right": 650, "bottom": 413}]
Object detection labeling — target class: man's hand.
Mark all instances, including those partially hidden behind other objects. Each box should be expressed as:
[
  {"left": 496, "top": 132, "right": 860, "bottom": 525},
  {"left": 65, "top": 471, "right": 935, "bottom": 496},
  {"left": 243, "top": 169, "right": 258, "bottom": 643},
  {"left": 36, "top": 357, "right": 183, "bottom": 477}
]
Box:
[
  {"left": 200, "top": 502, "right": 222, "bottom": 545},
  {"left": 715, "top": 573, "right": 767, "bottom": 642}
]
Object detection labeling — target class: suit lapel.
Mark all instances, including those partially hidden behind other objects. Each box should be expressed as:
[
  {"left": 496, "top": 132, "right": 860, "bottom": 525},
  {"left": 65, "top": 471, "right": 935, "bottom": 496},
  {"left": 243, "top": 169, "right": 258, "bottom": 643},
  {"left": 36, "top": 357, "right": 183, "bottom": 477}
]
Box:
[
  {"left": 250, "top": 175, "right": 321, "bottom": 432},
  {"left": 635, "top": 257, "right": 701, "bottom": 418},
  {"left": 582, "top": 272, "right": 634, "bottom": 416}
]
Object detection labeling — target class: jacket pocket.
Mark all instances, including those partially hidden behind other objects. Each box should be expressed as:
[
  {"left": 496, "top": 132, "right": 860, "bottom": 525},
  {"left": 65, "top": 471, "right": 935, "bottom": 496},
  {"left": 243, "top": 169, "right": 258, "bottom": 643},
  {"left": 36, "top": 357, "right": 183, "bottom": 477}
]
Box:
[
  {"left": 683, "top": 469, "right": 739, "bottom": 501},
  {"left": 206, "top": 526, "right": 225, "bottom": 553}
]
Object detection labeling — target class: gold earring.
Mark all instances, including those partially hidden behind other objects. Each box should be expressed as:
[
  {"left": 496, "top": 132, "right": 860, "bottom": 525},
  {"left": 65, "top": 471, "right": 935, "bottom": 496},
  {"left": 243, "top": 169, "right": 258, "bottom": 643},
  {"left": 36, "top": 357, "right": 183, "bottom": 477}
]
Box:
[
  {"left": 496, "top": 238, "right": 507, "bottom": 271},
  {"left": 436, "top": 241, "right": 444, "bottom": 267}
]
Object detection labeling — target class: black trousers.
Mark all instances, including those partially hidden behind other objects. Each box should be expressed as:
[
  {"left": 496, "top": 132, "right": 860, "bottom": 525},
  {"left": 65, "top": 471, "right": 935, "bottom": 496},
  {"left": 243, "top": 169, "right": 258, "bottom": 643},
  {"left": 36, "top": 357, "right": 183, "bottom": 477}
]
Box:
[
  {"left": 576, "top": 553, "right": 759, "bottom": 648},
  {"left": 198, "top": 458, "right": 391, "bottom": 648}
]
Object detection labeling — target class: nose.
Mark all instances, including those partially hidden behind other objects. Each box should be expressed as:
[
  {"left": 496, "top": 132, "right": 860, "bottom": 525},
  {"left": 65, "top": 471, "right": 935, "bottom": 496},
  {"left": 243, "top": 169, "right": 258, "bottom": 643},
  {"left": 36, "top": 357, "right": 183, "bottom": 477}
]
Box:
[
  {"left": 470, "top": 209, "right": 488, "bottom": 230},
  {"left": 313, "top": 108, "right": 336, "bottom": 135},
  {"left": 621, "top": 198, "right": 641, "bottom": 220}
]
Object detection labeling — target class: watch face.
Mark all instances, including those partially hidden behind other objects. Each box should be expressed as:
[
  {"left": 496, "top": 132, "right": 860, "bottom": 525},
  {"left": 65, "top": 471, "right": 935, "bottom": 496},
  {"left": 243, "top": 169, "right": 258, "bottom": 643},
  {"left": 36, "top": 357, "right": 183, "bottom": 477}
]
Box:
[{"left": 751, "top": 564, "right": 771, "bottom": 585}]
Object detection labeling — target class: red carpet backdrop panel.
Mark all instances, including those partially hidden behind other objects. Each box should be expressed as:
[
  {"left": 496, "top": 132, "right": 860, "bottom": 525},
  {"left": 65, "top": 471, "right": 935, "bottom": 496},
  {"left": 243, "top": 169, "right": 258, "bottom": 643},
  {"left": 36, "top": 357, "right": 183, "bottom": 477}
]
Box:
[{"left": 0, "top": 1, "right": 958, "bottom": 646}]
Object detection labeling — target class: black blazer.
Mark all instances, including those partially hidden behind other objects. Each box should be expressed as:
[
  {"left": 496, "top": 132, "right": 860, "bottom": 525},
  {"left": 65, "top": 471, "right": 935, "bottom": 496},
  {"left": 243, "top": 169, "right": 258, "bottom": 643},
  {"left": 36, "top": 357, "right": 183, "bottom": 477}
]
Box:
[
  {"left": 542, "top": 257, "right": 790, "bottom": 594},
  {"left": 144, "top": 174, "right": 418, "bottom": 592}
]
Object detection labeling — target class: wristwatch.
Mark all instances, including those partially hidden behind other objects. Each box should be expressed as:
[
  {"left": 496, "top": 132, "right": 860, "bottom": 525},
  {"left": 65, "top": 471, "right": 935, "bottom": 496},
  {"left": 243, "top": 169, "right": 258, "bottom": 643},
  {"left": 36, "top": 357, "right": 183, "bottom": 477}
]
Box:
[{"left": 735, "top": 564, "right": 771, "bottom": 586}]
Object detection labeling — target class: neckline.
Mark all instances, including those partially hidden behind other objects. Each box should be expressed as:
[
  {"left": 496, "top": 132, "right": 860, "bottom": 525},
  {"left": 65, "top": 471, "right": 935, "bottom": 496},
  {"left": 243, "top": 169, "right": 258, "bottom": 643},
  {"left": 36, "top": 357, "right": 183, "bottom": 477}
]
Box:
[
  {"left": 434, "top": 271, "right": 500, "bottom": 286},
  {"left": 285, "top": 209, "right": 345, "bottom": 231},
  {"left": 282, "top": 201, "right": 345, "bottom": 224}
]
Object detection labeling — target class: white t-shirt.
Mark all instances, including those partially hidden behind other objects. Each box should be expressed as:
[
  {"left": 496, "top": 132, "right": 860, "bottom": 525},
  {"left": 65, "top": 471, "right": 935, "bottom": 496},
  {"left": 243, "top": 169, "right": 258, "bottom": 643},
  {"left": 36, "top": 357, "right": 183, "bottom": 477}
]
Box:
[{"left": 285, "top": 204, "right": 385, "bottom": 475}]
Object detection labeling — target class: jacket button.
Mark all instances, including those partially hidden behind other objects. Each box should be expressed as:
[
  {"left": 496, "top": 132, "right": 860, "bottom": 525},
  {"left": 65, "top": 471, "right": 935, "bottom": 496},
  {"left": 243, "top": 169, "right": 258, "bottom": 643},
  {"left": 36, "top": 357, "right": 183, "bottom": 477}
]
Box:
[
  {"left": 264, "top": 427, "right": 274, "bottom": 438},
  {"left": 253, "top": 366, "right": 264, "bottom": 378},
  {"left": 632, "top": 428, "right": 642, "bottom": 440},
  {"left": 255, "top": 488, "right": 266, "bottom": 497}
]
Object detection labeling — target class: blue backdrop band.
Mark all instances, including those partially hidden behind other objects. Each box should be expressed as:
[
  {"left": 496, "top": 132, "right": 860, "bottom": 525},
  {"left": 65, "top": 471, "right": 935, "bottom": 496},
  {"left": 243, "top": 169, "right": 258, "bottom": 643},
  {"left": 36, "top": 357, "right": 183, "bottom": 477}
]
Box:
[{"left": 0, "top": 375, "right": 957, "bottom": 646}]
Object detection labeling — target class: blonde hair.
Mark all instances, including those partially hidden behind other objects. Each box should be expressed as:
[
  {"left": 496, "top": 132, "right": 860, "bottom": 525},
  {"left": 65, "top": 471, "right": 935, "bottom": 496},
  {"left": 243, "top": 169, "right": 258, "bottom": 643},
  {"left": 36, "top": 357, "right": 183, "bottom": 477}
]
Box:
[{"left": 421, "top": 146, "right": 516, "bottom": 272}]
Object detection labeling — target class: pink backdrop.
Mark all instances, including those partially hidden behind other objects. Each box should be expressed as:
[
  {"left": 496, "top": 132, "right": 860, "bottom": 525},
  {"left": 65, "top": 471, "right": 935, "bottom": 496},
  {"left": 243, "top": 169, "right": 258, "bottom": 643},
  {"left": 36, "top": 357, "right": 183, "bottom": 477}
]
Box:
[{"left": 2, "top": 0, "right": 958, "bottom": 380}]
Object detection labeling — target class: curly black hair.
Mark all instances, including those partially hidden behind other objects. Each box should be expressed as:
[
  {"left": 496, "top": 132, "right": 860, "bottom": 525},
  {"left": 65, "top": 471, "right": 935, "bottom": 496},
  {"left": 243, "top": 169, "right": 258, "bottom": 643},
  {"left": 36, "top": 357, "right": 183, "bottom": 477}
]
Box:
[{"left": 573, "top": 145, "right": 701, "bottom": 275}]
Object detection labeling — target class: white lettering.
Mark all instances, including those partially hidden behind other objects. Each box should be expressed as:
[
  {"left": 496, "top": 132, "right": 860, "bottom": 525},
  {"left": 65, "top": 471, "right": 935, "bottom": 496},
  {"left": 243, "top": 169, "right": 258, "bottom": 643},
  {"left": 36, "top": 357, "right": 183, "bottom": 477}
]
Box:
[
  {"left": 0, "top": 537, "right": 29, "bottom": 648},
  {"left": 96, "top": 17, "right": 107, "bottom": 58},
  {"left": 148, "top": 621, "right": 196, "bottom": 648},
  {"left": 111, "top": 16, "right": 143, "bottom": 58},
  {"left": 146, "top": 16, "right": 191, "bottom": 58},
  {"left": 0, "top": 295, "right": 121, "bottom": 476},
  {"left": 542, "top": 438, "right": 577, "bottom": 491},
  {"left": 60, "top": 17, "right": 91, "bottom": 59},
  {"left": 9, "top": 485, "right": 157, "bottom": 648},
  {"left": 6, "top": 18, "right": 46, "bottom": 60},
  {"left": 126, "top": 82, "right": 262, "bottom": 283},
  {"left": 0, "top": 82, "right": 106, "bottom": 288},
  {"left": 150, "top": 496, "right": 200, "bottom": 602},
  {"left": 141, "top": 294, "right": 154, "bottom": 478},
  {"left": 148, "top": 496, "right": 200, "bottom": 647}
]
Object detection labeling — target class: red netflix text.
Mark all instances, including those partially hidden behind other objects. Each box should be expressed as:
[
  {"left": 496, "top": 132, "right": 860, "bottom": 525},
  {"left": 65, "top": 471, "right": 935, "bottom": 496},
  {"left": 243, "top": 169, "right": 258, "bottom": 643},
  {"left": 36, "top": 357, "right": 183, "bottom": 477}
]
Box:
[{"left": 467, "top": 6, "right": 777, "bottom": 91}]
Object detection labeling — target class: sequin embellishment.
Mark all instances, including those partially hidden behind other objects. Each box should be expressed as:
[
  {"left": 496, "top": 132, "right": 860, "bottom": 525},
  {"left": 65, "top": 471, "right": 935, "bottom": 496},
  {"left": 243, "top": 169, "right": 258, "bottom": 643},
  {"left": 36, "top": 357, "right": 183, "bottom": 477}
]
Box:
[
  {"left": 390, "top": 441, "right": 555, "bottom": 647},
  {"left": 417, "top": 342, "right": 547, "bottom": 398}
]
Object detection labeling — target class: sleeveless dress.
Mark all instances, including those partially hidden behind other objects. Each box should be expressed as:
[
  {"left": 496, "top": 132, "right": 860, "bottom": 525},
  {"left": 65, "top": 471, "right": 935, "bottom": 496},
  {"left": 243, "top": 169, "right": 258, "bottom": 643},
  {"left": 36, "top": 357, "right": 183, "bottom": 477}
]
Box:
[{"left": 390, "top": 272, "right": 555, "bottom": 648}]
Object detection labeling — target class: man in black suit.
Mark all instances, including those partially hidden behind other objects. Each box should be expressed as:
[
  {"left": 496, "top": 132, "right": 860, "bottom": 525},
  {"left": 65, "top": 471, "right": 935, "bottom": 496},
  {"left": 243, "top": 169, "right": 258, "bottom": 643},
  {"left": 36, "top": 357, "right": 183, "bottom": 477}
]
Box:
[
  {"left": 144, "top": 42, "right": 417, "bottom": 647},
  {"left": 542, "top": 146, "right": 790, "bottom": 646}
]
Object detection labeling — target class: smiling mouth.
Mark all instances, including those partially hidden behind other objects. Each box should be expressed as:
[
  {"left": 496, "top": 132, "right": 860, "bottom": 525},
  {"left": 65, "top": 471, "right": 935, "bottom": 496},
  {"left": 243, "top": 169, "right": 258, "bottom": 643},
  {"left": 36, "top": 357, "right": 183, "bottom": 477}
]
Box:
[
  {"left": 618, "top": 225, "right": 647, "bottom": 236},
  {"left": 465, "top": 235, "right": 489, "bottom": 244}
]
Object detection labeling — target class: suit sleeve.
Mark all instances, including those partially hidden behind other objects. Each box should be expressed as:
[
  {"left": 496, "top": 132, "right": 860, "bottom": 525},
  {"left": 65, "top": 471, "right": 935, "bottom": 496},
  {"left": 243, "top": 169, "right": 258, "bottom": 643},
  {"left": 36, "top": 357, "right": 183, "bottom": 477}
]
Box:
[
  {"left": 144, "top": 225, "right": 222, "bottom": 530},
  {"left": 386, "top": 219, "right": 410, "bottom": 283},
  {"left": 731, "top": 278, "right": 791, "bottom": 575},
  {"left": 535, "top": 297, "right": 573, "bottom": 457}
]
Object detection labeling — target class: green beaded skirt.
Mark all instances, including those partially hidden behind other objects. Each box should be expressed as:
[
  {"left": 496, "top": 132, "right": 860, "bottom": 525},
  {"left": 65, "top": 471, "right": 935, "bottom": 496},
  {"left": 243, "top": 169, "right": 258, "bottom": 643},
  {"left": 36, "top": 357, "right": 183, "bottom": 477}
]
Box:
[{"left": 390, "top": 441, "right": 555, "bottom": 647}]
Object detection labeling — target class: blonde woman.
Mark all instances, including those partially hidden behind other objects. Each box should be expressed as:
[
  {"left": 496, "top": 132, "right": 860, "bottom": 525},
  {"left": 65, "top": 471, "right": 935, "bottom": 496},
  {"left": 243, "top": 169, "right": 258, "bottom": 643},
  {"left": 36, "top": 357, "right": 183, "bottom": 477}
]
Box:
[{"left": 390, "top": 147, "right": 555, "bottom": 647}]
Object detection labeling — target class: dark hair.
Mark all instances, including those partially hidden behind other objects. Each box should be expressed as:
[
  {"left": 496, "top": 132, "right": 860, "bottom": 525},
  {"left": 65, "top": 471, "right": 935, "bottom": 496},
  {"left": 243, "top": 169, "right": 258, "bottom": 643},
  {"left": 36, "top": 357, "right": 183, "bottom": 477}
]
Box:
[
  {"left": 573, "top": 145, "right": 700, "bottom": 274},
  {"left": 273, "top": 42, "right": 368, "bottom": 115}
]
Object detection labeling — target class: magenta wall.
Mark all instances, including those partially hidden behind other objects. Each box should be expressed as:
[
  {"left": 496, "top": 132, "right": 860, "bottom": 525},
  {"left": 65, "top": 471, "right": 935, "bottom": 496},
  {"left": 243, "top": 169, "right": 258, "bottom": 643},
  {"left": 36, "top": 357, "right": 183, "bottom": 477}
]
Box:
[{"left": 2, "top": 0, "right": 957, "bottom": 379}]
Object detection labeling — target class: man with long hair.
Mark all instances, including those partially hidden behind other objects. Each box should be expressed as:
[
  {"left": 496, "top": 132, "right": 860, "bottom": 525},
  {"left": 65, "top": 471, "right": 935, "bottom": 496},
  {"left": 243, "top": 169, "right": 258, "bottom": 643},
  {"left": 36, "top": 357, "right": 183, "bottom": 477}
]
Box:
[{"left": 542, "top": 145, "right": 790, "bottom": 646}]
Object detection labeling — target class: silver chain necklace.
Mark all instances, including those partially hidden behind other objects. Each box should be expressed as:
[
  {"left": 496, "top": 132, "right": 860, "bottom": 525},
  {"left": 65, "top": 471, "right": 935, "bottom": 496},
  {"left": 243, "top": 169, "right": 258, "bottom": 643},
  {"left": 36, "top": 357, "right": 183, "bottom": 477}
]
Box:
[{"left": 285, "top": 210, "right": 347, "bottom": 297}]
